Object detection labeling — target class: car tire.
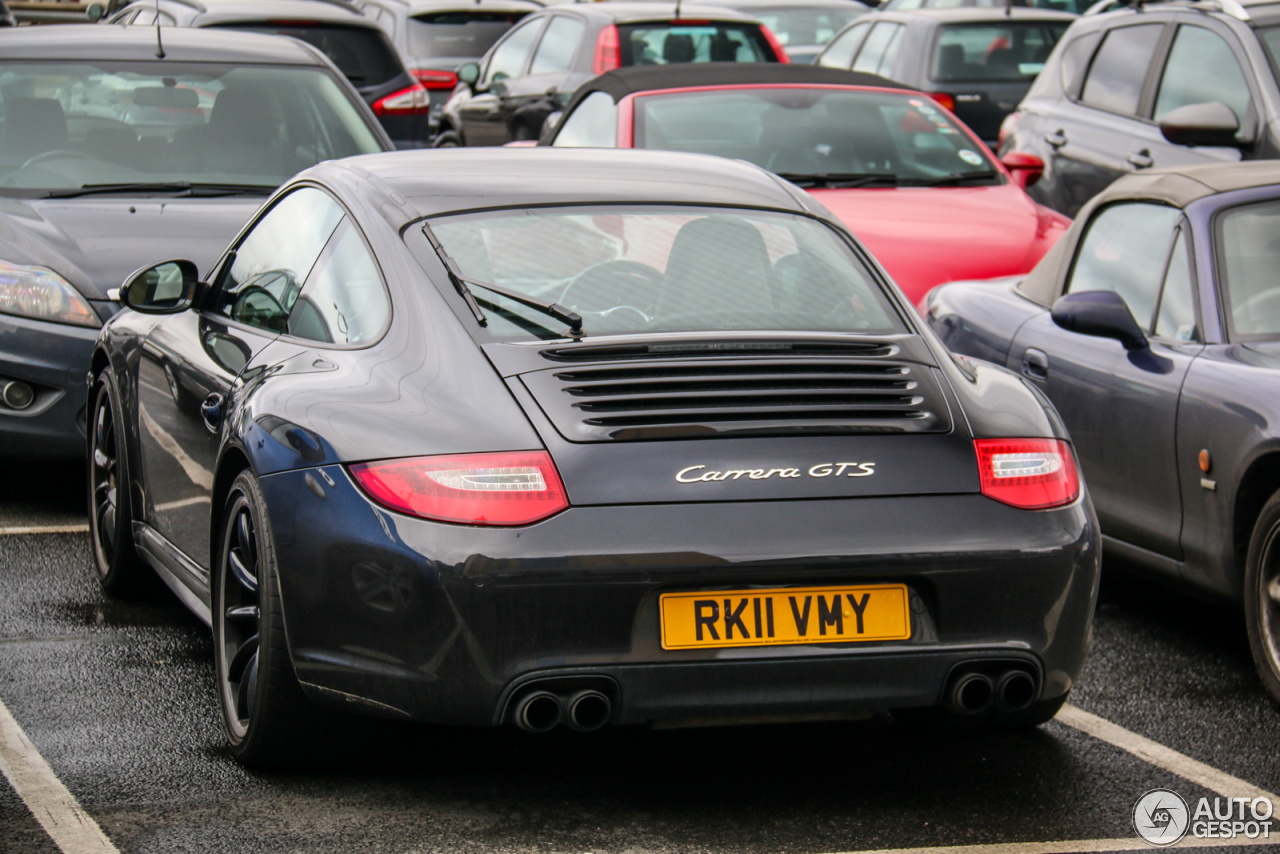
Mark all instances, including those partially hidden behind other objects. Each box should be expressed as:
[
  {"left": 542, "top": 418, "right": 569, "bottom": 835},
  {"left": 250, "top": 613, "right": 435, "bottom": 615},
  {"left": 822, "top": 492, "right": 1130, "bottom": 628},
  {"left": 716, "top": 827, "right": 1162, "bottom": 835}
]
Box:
[
  {"left": 88, "top": 369, "right": 149, "bottom": 596},
  {"left": 213, "top": 469, "right": 317, "bottom": 767},
  {"left": 1244, "top": 488, "right": 1280, "bottom": 707},
  {"left": 432, "top": 130, "right": 462, "bottom": 148}
]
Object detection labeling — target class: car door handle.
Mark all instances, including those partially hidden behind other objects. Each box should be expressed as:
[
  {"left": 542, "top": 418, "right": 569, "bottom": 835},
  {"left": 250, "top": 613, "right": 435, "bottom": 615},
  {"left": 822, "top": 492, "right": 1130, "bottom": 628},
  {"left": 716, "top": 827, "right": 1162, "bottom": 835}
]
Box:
[
  {"left": 1044, "top": 130, "right": 1067, "bottom": 149},
  {"left": 1128, "top": 149, "right": 1154, "bottom": 169},
  {"left": 200, "top": 393, "right": 224, "bottom": 433},
  {"left": 1022, "top": 348, "right": 1049, "bottom": 381}
]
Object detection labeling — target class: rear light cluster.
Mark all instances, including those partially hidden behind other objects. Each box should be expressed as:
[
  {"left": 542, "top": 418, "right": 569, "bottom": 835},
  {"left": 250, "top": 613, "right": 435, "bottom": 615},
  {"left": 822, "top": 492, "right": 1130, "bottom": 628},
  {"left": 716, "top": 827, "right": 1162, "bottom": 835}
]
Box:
[
  {"left": 412, "top": 68, "right": 459, "bottom": 90},
  {"left": 974, "top": 439, "right": 1079, "bottom": 510},
  {"left": 594, "top": 24, "right": 621, "bottom": 74},
  {"left": 349, "top": 451, "right": 569, "bottom": 526},
  {"left": 929, "top": 92, "right": 956, "bottom": 113},
  {"left": 372, "top": 81, "right": 431, "bottom": 116}
]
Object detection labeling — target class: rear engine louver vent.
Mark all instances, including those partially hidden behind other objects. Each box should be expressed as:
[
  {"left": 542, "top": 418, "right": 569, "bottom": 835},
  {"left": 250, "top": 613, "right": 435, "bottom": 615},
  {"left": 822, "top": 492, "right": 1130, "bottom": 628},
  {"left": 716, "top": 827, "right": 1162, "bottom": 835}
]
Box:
[{"left": 520, "top": 358, "right": 950, "bottom": 442}]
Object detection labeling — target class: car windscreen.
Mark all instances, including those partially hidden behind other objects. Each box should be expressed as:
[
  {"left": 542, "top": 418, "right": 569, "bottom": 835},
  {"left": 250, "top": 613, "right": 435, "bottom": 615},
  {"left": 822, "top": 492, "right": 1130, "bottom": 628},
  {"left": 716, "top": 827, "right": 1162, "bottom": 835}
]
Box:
[
  {"left": 0, "top": 61, "right": 385, "bottom": 196},
  {"left": 214, "top": 23, "right": 403, "bottom": 87},
  {"left": 617, "top": 22, "right": 777, "bottom": 64},
  {"left": 408, "top": 11, "right": 530, "bottom": 59},
  {"left": 930, "top": 21, "right": 1068, "bottom": 82},
  {"left": 426, "top": 205, "right": 906, "bottom": 340},
  {"left": 1217, "top": 199, "right": 1280, "bottom": 341},
  {"left": 631, "top": 88, "right": 1001, "bottom": 185},
  {"left": 751, "top": 6, "right": 865, "bottom": 49}
]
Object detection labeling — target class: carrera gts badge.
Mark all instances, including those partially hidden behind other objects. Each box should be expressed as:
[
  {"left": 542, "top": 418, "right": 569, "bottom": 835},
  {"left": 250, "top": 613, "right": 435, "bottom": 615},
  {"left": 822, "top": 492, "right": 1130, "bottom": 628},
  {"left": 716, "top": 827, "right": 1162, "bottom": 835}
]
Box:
[{"left": 676, "top": 462, "right": 876, "bottom": 483}]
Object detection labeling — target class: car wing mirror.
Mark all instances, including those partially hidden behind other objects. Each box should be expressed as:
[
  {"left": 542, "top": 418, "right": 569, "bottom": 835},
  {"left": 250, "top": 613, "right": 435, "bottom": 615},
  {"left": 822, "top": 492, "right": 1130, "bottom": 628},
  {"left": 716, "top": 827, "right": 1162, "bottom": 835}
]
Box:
[
  {"left": 120, "top": 260, "right": 200, "bottom": 314},
  {"left": 1000, "top": 151, "right": 1044, "bottom": 190},
  {"left": 456, "top": 61, "right": 480, "bottom": 92},
  {"left": 1051, "top": 290, "right": 1148, "bottom": 350},
  {"left": 1160, "top": 102, "right": 1243, "bottom": 148}
]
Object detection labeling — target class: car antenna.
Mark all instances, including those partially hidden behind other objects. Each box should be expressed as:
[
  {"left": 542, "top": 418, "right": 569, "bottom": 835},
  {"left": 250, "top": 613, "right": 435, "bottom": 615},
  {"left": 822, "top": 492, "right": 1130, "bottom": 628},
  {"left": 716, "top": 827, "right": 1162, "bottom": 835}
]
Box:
[
  {"left": 674, "top": 0, "right": 683, "bottom": 20},
  {"left": 1005, "top": 0, "right": 1012, "bottom": 16},
  {"left": 154, "top": 0, "right": 166, "bottom": 58}
]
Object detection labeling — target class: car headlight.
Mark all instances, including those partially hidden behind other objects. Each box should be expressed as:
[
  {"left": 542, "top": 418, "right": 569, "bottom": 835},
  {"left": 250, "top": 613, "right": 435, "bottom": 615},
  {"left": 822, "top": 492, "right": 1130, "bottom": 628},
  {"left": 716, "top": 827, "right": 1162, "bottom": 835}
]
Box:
[{"left": 0, "top": 260, "right": 99, "bottom": 328}]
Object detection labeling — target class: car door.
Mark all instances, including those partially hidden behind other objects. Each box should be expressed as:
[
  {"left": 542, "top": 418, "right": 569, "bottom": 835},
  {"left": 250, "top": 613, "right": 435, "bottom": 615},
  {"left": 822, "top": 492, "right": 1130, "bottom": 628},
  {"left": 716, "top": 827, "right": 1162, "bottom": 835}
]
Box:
[
  {"left": 1006, "top": 201, "right": 1203, "bottom": 559},
  {"left": 458, "top": 15, "right": 547, "bottom": 145},
  {"left": 136, "top": 188, "right": 346, "bottom": 569},
  {"left": 509, "top": 14, "right": 587, "bottom": 139}
]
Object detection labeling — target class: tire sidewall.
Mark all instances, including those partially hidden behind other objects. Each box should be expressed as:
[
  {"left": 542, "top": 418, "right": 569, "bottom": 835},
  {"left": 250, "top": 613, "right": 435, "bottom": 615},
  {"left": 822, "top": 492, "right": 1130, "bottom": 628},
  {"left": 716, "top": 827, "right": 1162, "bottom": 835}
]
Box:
[
  {"left": 1244, "top": 490, "right": 1280, "bottom": 706},
  {"left": 87, "top": 369, "right": 137, "bottom": 592}
]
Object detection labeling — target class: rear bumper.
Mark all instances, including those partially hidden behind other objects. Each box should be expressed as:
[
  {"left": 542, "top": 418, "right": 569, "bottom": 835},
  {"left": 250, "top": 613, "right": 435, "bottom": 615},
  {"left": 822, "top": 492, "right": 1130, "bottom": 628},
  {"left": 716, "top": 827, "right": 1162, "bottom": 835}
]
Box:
[
  {"left": 261, "top": 465, "right": 1100, "bottom": 726},
  {"left": 0, "top": 312, "right": 99, "bottom": 460}
]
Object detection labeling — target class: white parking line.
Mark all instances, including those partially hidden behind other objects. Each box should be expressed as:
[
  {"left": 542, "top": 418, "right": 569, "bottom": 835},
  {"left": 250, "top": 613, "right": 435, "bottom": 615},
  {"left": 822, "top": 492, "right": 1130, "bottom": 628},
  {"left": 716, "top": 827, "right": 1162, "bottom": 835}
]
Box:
[
  {"left": 0, "top": 695, "right": 120, "bottom": 854},
  {"left": 0, "top": 525, "right": 89, "bottom": 536}
]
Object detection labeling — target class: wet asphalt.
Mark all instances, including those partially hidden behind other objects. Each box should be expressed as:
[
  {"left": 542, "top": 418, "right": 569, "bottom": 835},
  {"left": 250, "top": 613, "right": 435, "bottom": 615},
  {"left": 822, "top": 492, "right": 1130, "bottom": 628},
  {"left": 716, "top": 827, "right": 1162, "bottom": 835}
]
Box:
[{"left": 1, "top": 461, "right": 1279, "bottom": 854}]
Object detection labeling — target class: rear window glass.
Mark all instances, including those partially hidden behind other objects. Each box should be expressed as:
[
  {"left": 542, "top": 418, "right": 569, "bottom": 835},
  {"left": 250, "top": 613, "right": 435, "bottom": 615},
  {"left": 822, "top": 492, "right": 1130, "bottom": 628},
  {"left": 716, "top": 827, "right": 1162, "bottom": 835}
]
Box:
[
  {"left": 427, "top": 205, "right": 904, "bottom": 340},
  {"left": 407, "top": 11, "right": 529, "bottom": 59},
  {"left": 219, "top": 24, "right": 403, "bottom": 87},
  {"left": 751, "top": 6, "right": 865, "bottom": 48},
  {"left": 617, "top": 23, "right": 777, "bottom": 65},
  {"left": 931, "top": 21, "right": 1068, "bottom": 81}
]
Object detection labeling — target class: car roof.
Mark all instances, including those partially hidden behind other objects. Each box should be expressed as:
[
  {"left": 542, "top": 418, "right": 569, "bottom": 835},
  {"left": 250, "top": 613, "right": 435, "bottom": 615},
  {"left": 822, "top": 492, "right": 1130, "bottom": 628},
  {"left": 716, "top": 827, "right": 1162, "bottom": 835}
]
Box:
[
  {"left": 324, "top": 148, "right": 818, "bottom": 219},
  {"left": 0, "top": 21, "right": 332, "bottom": 63},
  {"left": 566, "top": 63, "right": 909, "bottom": 105},
  {"left": 537, "top": 2, "right": 763, "bottom": 23},
  {"left": 869, "top": 6, "right": 1078, "bottom": 22},
  {"left": 149, "top": 0, "right": 376, "bottom": 26},
  {"left": 710, "top": 0, "right": 869, "bottom": 9},
  {"left": 400, "top": 0, "right": 541, "bottom": 12},
  {"left": 1017, "top": 161, "right": 1280, "bottom": 306}
]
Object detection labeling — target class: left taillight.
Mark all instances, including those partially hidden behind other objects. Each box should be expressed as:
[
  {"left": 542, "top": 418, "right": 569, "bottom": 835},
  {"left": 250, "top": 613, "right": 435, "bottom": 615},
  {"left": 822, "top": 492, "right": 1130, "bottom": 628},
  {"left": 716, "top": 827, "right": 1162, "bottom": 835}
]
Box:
[
  {"left": 412, "top": 68, "right": 459, "bottom": 90},
  {"left": 974, "top": 439, "right": 1079, "bottom": 510},
  {"left": 593, "top": 24, "right": 621, "bottom": 74},
  {"left": 372, "top": 82, "right": 432, "bottom": 116},
  {"left": 349, "top": 451, "right": 569, "bottom": 526},
  {"left": 760, "top": 25, "right": 791, "bottom": 63}
]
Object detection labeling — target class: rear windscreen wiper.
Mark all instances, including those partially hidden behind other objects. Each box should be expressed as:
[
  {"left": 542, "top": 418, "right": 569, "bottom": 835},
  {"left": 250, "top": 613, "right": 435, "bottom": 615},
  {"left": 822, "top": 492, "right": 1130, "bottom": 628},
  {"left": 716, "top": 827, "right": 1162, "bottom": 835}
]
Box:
[
  {"left": 44, "top": 182, "right": 277, "bottom": 199},
  {"left": 775, "top": 173, "right": 899, "bottom": 189},
  {"left": 421, "top": 223, "right": 584, "bottom": 339},
  {"left": 904, "top": 171, "right": 1001, "bottom": 187}
]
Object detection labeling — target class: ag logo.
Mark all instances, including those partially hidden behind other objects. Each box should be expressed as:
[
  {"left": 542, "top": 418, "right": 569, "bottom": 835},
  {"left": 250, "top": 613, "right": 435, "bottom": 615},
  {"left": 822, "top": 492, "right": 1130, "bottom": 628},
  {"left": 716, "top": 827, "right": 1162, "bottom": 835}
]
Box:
[{"left": 1133, "top": 788, "right": 1190, "bottom": 846}]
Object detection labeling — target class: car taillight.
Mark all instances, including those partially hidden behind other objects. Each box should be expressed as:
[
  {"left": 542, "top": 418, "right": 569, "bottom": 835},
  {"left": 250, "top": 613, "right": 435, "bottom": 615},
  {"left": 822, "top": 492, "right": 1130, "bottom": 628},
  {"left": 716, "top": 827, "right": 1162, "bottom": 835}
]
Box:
[
  {"left": 372, "top": 82, "right": 431, "bottom": 116},
  {"left": 594, "top": 24, "right": 620, "bottom": 74},
  {"left": 930, "top": 92, "right": 955, "bottom": 112},
  {"left": 760, "top": 25, "right": 791, "bottom": 63},
  {"left": 997, "top": 110, "right": 1021, "bottom": 151},
  {"left": 974, "top": 439, "right": 1079, "bottom": 510},
  {"left": 413, "top": 68, "right": 459, "bottom": 90},
  {"left": 349, "top": 451, "right": 569, "bottom": 526}
]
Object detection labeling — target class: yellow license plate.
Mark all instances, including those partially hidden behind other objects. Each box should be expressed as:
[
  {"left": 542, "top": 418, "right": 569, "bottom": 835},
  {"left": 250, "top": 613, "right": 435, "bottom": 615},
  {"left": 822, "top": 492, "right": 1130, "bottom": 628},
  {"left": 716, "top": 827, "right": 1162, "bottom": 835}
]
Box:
[{"left": 660, "top": 584, "right": 911, "bottom": 650}]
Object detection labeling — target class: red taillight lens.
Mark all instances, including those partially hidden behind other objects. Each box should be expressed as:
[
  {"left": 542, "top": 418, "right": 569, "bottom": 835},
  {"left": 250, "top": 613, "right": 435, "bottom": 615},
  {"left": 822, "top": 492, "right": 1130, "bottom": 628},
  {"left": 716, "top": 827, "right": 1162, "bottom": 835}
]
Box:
[
  {"left": 412, "top": 68, "right": 459, "bottom": 90},
  {"left": 974, "top": 439, "right": 1079, "bottom": 510},
  {"left": 372, "top": 82, "right": 431, "bottom": 116},
  {"left": 349, "top": 451, "right": 569, "bottom": 526},
  {"left": 997, "top": 110, "right": 1021, "bottom": 151},
  {"left": 930, "top": 92, "right": 955, "bottom": 112},
  {"left": 760, "top": 25, "right": 791, "bottom": 63},
  {"left": 594, "top": 24, "right": 620, "bottom": 74}
]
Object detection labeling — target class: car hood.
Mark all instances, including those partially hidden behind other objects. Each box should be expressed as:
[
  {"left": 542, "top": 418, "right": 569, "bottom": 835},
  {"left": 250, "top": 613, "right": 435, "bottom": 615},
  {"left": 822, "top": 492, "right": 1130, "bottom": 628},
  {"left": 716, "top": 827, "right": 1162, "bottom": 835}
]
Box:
[
  {"left": 0, "top": 195, "right": 265, "bottom": 302},
  {"left": 809, "top": 183, "right": 1069, "bottom": 305}
]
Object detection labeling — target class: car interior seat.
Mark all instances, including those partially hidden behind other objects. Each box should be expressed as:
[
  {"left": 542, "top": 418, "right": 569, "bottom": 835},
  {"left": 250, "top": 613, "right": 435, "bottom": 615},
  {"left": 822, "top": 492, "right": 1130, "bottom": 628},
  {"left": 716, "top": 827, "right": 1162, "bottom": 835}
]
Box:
[
  {"left": 200, "top": 88, "right": 285, "bottom": 178},
  {"left": 1, "top": 97, "right": 68, "bottom": 163},
  {"left": 984, "top": 47, "right": 1019, "bottom": 78},
  {"left": 935, "top": 43, "right": 967, "bottom": 80},
  {"left": 657, "top": 216, "right": 773, "bottom": 319},
  {"left": 710, "top": 32, "right": 738, "bottom": 61},
  {"left": 663, "top": 33, "right": 697, "bottom": 63}
]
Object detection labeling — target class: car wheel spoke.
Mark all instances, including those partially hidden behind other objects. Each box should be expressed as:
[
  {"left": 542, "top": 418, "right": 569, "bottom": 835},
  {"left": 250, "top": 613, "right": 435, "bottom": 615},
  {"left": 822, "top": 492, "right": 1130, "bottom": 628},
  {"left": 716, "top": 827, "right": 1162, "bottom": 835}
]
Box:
[
  {"left": 227, "top": 633, "right": 259, "bottom": 684},
  {"left": 225, "top": 605, "right": 260, "bottom": 622},
  {"left": 1268, "top": 576, "right": 1280, "bottom": 606},
  {"left": 236, "top": 650, "right": 260, "bottom": 720}
]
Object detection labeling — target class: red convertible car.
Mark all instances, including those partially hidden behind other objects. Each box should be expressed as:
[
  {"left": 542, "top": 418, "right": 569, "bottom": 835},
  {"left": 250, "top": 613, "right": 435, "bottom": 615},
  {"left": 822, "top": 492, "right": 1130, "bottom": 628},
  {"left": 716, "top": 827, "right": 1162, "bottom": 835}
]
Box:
[{"left": 539, "top": 63, "right": 1069, "bottom": 304}]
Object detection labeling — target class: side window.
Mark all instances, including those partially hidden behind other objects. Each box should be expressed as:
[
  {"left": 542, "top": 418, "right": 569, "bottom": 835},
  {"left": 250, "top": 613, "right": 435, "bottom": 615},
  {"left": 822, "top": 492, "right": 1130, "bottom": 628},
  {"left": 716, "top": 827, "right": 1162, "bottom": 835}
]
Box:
[
  {"left": 1066, "top": 202, "right": 1183, "bottom": 332},
  {"left": 818, "top": 22, "right": 869, "bottom": 68},
  {"left": 1154, "top": 25, "right": 1251, "bottom": 126},
  {"left": 1078, "top": 23, "right": 1164, "bottom": 115},
  {"left": 530, "top": 16, "right": 586, "bottom": 76},
  {"left": 214, "top": 188, "right": 345, "bottom": 333},
  {"left": 1058, "top": 30, "right": 1102, "bottom": 98},
  {"left": 483, "top": 17, "right": 545, "bottom": 87},
  {"left": 1153, "top": 228, "right": 1198, "bottom": 342},
  {"left": 552, "top": 91, "right": 618, "bottom": 147},
  {"left": 853, "top": 22, "right": 903, "bottom": 75},
  {"left": 287, "top": 220, "right": 390, "bottom": 346}
]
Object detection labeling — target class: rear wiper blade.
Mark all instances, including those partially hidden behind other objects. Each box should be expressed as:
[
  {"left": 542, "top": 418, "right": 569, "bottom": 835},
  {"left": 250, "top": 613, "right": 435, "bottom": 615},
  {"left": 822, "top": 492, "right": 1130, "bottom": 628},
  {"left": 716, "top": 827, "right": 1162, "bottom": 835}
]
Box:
[
  {"left": 43, "top": 182, "right": 276, "bottom": 199},
  {"left": 421, "top": 223, "right": 584, "bottom": 339},
  {"left": 903, "top": 171, "right": 1000, "bottom": 187},
  {"left": 775, "top": 172, "right": 899, "bottom": 189}
]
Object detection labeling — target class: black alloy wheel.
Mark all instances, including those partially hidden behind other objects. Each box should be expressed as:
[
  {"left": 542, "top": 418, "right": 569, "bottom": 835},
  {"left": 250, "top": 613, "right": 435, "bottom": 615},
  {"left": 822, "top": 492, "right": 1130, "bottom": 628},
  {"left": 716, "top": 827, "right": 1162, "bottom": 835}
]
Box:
[
  {"left": 214, "top": 470, "right": 315, "bottom": 766},
  {"left": 431, "top": 129, "right": 462, "bottom": 148},
  {"left": 88, "top": 370, "right": 147, "bottom": 595},
  {"left": 1245, "top": 489, "right": 1280, "bottom": 707}
]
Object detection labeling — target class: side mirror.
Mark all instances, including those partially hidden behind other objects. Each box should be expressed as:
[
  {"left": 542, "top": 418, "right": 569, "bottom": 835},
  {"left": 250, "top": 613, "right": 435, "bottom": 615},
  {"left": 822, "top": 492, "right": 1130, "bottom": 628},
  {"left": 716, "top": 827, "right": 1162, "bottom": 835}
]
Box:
[
  {"left": 1160, "top": 102, "right": 1243, "bottom": 148},
  {"left": 86, "top": 2, "right": 104, "bottom": 21},
  {"left": 1000, "top": 151, "right": 1044, "bottom": 190},
  {"left": 456, "top": 62, "right": 480, "bottom": 90},
  {"left": 121, "top": 260, "right": 199, "bottom": 314},
  {"left": 1051, "top": 290, "right": 1148, "bottom": 350}
]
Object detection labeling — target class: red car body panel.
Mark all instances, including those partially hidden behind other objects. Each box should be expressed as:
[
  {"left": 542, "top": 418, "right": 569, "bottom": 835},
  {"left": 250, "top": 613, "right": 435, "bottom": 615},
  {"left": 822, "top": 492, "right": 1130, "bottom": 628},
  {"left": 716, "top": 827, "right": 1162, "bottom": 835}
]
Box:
[{"left": 613, "top": 85, "right": 1072, "bottom": 306}]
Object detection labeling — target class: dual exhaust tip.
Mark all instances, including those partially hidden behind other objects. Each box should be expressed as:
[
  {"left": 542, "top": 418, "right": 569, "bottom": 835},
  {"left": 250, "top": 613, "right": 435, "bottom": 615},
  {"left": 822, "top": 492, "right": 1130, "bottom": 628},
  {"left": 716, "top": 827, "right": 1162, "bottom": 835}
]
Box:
[
  {"left": 512, "top": 688, "right": 612, "bottom": 733},
  {"left": 946, "top": 668, "right": 1036, "bottom": 715}
]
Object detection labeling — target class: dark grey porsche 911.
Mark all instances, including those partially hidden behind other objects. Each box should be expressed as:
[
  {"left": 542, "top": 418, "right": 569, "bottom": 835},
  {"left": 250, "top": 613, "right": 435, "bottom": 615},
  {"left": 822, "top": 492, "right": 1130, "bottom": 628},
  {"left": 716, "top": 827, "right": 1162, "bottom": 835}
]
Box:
[{"left": 88, "top": 148, "right": 1099, "bottom": 765}]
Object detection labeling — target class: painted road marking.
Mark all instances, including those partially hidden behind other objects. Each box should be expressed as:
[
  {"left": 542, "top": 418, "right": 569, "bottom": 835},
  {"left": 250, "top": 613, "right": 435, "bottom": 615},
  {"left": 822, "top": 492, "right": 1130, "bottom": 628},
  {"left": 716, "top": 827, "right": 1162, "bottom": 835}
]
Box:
[
  {"left": 0, "top": 525, "right": 89, "bottom": 536},
  {"left": 0, "top": 695, "right": 120, "bottom": 854}
]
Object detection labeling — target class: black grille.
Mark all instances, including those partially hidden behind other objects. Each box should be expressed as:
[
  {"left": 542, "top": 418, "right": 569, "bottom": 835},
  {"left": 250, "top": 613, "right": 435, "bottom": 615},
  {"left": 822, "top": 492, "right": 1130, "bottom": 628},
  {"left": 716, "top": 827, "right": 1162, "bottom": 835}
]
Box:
[{"left": 521, "top": 358, "right": 950, "bottom": 442}]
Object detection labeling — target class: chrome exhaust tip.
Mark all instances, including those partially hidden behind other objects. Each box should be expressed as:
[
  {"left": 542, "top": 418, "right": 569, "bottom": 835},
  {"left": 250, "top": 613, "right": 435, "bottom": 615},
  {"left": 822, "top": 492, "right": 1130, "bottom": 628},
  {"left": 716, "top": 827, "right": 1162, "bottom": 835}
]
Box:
[
  {"left": 512, "top": 690, "right": 562, "bottom": 733},
  {"left": 995, "top": 670, "right": 1036, "bottom": 712},
  {"left": 947, "top": 672, "right": 994, "bottom": 714},
  {"left": 565, "top": 689, "right": 611, "bottom": 732}
]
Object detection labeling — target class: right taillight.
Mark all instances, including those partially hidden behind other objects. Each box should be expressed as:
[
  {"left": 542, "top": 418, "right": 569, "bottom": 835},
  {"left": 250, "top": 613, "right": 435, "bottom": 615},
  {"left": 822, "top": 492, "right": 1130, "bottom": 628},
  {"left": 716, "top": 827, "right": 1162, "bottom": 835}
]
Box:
[
  {"left": 412, "top": 68, "right": 459, "bottom": 90},
  {"left": 593, "top": 24, "right": 620, "bottom": 74},
  {"left": 930, "top": 92, "right": 956, "bottom": 113},
  {"left": 974, "top": 438, "right": 1079, "bottom": 510}
]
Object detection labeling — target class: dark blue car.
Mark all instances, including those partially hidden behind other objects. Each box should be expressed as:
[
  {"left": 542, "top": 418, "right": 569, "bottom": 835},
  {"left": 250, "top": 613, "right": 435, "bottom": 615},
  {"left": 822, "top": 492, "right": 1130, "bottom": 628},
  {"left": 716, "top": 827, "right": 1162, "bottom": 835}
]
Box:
[{"left": 921, "top": 160, "right": 1280, "bottom": 709}]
